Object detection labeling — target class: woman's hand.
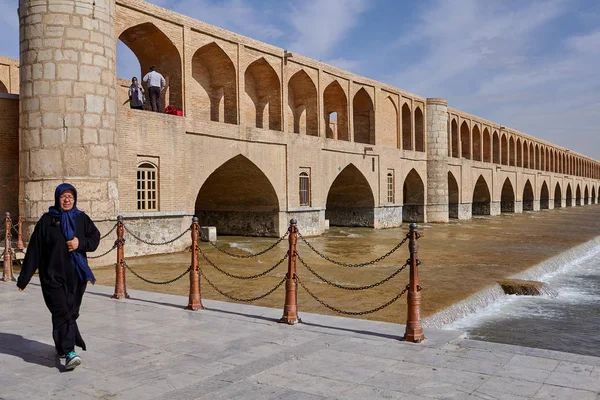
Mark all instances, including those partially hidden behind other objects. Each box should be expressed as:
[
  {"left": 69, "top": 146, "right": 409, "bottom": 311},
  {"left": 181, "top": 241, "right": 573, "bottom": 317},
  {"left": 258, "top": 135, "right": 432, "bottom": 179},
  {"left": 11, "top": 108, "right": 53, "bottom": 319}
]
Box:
[{"left": 66, "top": 237, "right": 79, "bottom": 252}]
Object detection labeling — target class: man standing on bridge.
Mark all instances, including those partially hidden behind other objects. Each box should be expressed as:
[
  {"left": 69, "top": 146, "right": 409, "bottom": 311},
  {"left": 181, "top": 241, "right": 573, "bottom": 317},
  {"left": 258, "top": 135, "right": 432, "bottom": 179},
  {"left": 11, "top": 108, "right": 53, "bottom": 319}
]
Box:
[{"left": 143, "top": 65, "right": 166, "bottom": 112}]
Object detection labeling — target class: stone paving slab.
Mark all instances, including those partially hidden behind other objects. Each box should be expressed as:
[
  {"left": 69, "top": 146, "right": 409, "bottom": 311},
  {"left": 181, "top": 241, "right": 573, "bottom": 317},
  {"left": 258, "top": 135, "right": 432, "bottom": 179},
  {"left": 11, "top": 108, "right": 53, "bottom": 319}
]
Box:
[{"left": 0, "top": 280, "right": 599, "bottom": 399}]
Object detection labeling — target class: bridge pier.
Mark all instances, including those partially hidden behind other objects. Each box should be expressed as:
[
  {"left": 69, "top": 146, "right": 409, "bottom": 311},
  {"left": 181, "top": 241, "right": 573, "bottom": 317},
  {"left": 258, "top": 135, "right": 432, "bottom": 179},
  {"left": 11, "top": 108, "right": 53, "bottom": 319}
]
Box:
[
  {"left": 533, "top": 200, "right": 541, "bottom": 211},
  {"left": 425, "top": 98, "right": 449, "bottom": 223},
  {"left": 374, "top": 206, "right": 403, "bottom": 229},
  {"left": 514, "top": 201, "right": 523, "bottom": 214},
  {"left": 490, "top": 201, "right": 501, "bottom": 216},
  {"left": 458, "top": 203, "right": 471, "bottom": 219}
]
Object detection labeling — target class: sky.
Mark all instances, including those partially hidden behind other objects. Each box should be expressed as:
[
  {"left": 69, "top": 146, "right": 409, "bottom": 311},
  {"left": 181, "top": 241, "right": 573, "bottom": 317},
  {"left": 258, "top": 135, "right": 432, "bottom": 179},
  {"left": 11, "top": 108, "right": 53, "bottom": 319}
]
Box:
[{"left": 1, "top": 0, "right": 599, "bottom": 159}]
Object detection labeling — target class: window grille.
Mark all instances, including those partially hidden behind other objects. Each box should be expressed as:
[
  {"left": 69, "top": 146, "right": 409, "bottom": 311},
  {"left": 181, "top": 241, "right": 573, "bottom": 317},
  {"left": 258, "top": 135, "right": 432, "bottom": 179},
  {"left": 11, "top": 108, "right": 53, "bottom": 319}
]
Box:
[
  {"left": 299, "top": 172, "right": 310, "bottom": 206},
  {"left": 137, "top": 162, "right": 158, "bottom": 211},
  {"left": 387, "top": 172, "right": 394, "bottom": 203}
]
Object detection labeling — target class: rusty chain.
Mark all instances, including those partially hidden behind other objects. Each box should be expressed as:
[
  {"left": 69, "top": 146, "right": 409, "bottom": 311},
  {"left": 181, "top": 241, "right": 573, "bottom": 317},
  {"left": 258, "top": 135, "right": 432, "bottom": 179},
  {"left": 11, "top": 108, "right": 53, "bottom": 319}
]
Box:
[
  {"left": 297, "top": 275, "right": 409, "bottom": 315},
  {"left": 198, "top": 245, "right": 288, "bottom": 280},
  {"left": 123, "top": 260, "right": 191, "bottom": 285},
  {"left": 207, "top": 230, "right": 289, "bottom": 259},
  {"left": 296, "top": 252, "right": 410, "bottom": 291},
  {"left": 99, "top": 223, "right": 118, "bottom": 240},
  {"left": 87, "top": 240, "right": 119, "bottom": 259},
  {"left": 297, "top": 231, "right": 410, "bottom": 268},
  {"left": 124, "top": 225, "right": 191, "bottom": 246},
  {"left": 198, "top": 267, "right": 286, "bottom": 302}
]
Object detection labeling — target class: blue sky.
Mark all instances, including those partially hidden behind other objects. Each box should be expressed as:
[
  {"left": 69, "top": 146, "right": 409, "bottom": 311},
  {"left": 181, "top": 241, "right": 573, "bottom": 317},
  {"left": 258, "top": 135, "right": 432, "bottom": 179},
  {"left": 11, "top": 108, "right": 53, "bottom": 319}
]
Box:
[{"left": 1, "top": 0, "right": 599, "bottom": 159}]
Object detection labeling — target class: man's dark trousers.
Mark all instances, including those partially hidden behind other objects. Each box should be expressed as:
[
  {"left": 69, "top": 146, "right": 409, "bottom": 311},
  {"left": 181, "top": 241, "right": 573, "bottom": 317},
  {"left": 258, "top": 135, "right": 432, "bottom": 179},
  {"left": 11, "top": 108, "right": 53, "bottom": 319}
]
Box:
[{"left": 149, "top": 86, "right": 161, "bottom": 112}]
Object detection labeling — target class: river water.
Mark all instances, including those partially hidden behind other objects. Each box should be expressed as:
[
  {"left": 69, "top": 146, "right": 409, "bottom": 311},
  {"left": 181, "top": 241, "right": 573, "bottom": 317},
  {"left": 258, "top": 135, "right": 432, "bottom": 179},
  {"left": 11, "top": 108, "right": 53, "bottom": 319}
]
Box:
[{"left": 446, "top": 240, "right": 600, "bottom": 357}]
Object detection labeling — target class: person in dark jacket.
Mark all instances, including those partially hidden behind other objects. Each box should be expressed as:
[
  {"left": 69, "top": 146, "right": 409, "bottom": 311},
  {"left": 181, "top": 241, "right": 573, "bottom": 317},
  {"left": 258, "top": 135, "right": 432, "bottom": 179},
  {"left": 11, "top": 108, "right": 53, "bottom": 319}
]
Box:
[{"left": 17, "top": 183, "right": 100, "bottom": 370}]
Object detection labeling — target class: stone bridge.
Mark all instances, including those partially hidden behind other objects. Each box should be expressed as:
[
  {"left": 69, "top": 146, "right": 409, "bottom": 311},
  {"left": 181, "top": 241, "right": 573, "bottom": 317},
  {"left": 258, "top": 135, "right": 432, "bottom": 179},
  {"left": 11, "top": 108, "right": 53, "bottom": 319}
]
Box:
[{"left": 1, "top": 0, "right": 599, "bottom": 249}]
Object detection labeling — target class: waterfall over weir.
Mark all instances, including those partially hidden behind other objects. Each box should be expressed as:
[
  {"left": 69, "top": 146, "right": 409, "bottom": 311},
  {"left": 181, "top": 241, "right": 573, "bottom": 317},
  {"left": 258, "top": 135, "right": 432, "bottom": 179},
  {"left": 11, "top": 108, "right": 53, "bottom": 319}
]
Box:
[{"left": 423, "top": 235, "right": 600, "bottom": 329}]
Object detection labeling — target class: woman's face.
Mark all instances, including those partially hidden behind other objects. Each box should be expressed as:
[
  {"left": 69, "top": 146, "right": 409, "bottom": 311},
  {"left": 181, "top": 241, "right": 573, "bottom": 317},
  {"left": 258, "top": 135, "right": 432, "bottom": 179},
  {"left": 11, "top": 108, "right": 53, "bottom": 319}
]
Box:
[
  {"left": 59, "top": 189, "right": 75, "bottom": 211},
  {"left": 132, "top": 78, "right": 138, "bottom": 85}
]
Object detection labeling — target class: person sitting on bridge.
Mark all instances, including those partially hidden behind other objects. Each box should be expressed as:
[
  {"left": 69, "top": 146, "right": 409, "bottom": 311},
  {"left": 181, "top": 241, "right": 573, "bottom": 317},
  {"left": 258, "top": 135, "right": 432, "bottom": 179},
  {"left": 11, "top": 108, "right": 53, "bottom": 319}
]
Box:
[
  {"left": 17, "top": 183, "right": 101, "bottom": 371},
  {"left": 142, "top": 65, "right": 166, "bottom": 112}
]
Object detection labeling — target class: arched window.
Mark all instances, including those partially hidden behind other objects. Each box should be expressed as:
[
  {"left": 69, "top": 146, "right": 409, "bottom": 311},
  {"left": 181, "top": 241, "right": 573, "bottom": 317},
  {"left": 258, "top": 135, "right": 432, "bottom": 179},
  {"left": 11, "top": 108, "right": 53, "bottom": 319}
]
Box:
[
  {"left": 387, "top": 171, "right": 394, "bottom": 203},
  {"left": 299, "top": 172, "right": 311, "bottom": 206},
  {"left": 137, "top": 162, "right": 158, "bottom": 211}
]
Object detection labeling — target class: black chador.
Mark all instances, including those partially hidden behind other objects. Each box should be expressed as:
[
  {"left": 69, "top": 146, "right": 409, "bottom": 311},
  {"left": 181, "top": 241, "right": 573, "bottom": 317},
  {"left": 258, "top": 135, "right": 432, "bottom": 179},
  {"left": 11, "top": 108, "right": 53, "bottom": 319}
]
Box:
[{"left": 17, "top": 183, "right": 100, "bottom": 368}]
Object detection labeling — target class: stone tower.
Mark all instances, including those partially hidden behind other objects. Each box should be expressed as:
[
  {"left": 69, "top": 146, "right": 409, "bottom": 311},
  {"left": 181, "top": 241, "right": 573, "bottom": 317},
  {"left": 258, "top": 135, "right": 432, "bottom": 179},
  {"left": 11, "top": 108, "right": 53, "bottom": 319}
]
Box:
[
  {"left": 18, "top": 0, "right": 118, "bottom": 228},
  {"left": 425, "top": 98, "right": 449, "bottom": 222}
]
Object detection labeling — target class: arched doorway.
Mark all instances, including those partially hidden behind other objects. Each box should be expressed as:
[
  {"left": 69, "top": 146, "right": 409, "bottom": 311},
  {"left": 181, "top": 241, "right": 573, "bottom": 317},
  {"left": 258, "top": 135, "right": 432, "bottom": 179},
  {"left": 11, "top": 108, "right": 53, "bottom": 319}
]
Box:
[
  {"left": 448, "top": 172, "right": 459, "bottom": 219},
  {"left": 584, "top": 186, "right": 589, "bottom": 205},
  {"left": 566, "top": 184, "right": 573, "bottom": 207},
  {"left": 576, "top": 185, "right": 582, "bottom": 206},
  {"left": 353, "top": 88, "right": 374, "bottom": 144},
  {"left": 472, "top": 176, "right": 491, "bottom": 215},
  {"left": 244, "top": 58, "right": 281, "bottom": 131},
  {"left": 540, "top": 181, "right": 549, "bottom": 209},
  {"left": 195, "top": 155, "right": 280, "bottom": 236},
  {"left": 554, "top": 183, "right": 562, "bottom": 208},
  {"left": 326, "top": 164, "right": 374, "bottom": 227},
  {"left": 523, "top": 180, "right": 534, "bottom": 211},
  {"left": 403, "top": 169, "right": 425, "bottom": 222},
  {"left": 288, "top": 70, "right": 318, "bottom": 136},
  {"left": 501, "top": 178, "right": 515, "bottom": 213},
  {"left": 119, "top": 22, "right": 183, "bottom": 110},
  {"left": 191, "top": 42, "right": 237, "bottom": 124}
]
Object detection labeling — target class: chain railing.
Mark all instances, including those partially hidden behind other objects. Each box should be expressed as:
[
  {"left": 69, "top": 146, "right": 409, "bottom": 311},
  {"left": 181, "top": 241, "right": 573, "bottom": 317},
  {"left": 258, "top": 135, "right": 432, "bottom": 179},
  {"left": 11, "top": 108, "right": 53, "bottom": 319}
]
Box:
[
  {"left": 123, "top": 260, "right": 191, "bottom": 285},
  {"left": 198, "top": 266, "right": 286, "bottom": 302},
  {"left": 207, "top": 231, "right": 288, "bottom": 258},
  {"left": 199, "top": 245, "right": 288, "bottom": 280},
  {"left": 124, "top": 224, "right": 191, "bottom": 246}
]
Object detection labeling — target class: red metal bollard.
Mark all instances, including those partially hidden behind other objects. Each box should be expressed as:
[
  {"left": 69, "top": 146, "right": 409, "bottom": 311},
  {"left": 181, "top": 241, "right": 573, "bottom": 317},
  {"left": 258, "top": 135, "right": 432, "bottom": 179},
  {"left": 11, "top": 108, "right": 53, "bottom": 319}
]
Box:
[
  {"left": 404, "top": 223, "right": 425, "bottom": 342},
  {"left": 186, "top": 217, "right": 203, "bottom": 310},
  {"left": 280, "top": 219, "right": 300, "bottom": 324},
  {"left": 2, "top": 212, "right": 15, "bottom": 282},
  {"left": 112, "top": 216, "right": 129, "bottom": 299},
  {"left": 16, "top": 216, "right": 24, "bottom": 250}
]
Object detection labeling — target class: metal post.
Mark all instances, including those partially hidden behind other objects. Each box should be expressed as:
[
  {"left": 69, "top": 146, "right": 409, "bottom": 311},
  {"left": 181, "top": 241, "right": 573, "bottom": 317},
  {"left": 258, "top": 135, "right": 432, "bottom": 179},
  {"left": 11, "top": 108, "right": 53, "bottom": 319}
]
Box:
[
  {"left": 16, "top": 216, "right": 24, "bottom": 250},
  {"left": 2, "top": 212, "right": 15, "bottom": 282},
  {"left": 404, "top": 223, "right": 425, "bottom": 342},
  {"left": 280, "top": 219, "right": 299, "bottom": 324},
  {"left": 186, "top": 217, "right": 203, "bottom": 310},
  {"left": 112, "top": 216, "right": 128, "bottom": 299}
]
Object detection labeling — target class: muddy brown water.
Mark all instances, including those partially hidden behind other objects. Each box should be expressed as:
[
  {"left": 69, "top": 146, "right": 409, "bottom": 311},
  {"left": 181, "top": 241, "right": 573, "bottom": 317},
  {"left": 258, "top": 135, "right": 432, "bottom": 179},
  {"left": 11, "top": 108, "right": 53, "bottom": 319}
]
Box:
[{"left": 93, "top": 206, "right": 600, "bottom": 324}]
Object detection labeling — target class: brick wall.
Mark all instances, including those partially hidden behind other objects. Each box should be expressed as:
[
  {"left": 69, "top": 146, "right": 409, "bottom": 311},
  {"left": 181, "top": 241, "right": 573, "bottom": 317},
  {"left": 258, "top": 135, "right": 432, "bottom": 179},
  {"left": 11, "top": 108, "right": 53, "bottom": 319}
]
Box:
[{"left": 0, "top": 96, "right": 19, "bottom": 217}]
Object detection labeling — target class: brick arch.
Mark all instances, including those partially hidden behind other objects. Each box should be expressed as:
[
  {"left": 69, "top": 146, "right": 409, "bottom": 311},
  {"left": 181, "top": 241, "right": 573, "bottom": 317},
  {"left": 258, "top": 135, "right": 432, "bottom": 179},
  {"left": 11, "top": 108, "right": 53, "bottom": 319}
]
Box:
[
  {"left": 460, "top": 121, "right": 470, "bottom": 159},
  {"left": 529, "top": 143, "right": 535, "bottom": 170},
  {"left": 0, "top": 80, "right": 7, "bottom": 93},
  {"left": 324, "top": 80, "right": 348, "bottom": 141},
  {"left": 540, "top": 181, "right": 550, "bottom": 209},
  {"left": 244, "top": 57, "right": 281, "bottom": 131},
  {"left": 379, "top": 96, "right": 398, "bottom": 148},
  {"left": 509, "top": 136, "right": 515, "bottom": 166},
  {"left": 325, "top": 163, "right": 375, "bottom": 227},
  {"left": 535, "top": 144, "right": 540, "bottom": 170},
  {"left": 482, "top": 128, "right": 491, "bottom": 162},
  {"left": 584, "top": 185, "right": 589, "bottom": 205},
  {"left": 576, "top": 184, "right": 582, "bottom": 206},
  {"left": 414, "top": 107, "right": 425, "bottom": 152},
  {"left": 500, "top": 177, "right": 515, "bottom": 213},
  {"left": 554, "top": 182, "right": 562, "bottom": 208},
  {"left": 472, "top": 175, "right": 491, "bottom": 215},
  {"left": 472, "top": 125, "right": 481, "bottom": 161},
  {"left": 592, "top": 186, "right": 597, "bottom": 204},
  {"left": 119, "top": 22, "right": 183, "bottom": 110},
  {"left": 195, "top": 154, "right": 280, "bottom": 236},
  {"left": 288, "top": 70, "right": 318, "bottom": 136},
  {"left": 402, "top": 103, "right": 412, "bottom": 150},
  {"left": 493, "top": 130, "right": 500, "bottom": 164},
  {"left": 403, "top": 169, "right": 425, "bottom": 222},
  {"left": 191, "top": 42, "right": 237, "bottom": 124},
  {"left": 450, "top": 119, "right": 459, "bottom": 158},
  {"left": 501, "top": 134, "right": 508, "bottom": 165},
  {"left": 353, "top": 88, "right": 374, "bottom": 144},
  {"left": 448, "top": 171, "right": 459, "bottom": 219},
  {"left": 523, "top": 180, "right": 534, "bottom": 211},
  {"left": 566, "top": 184, "right": 573, "bottom": 207},
  {"left": 522, "top": 140, "right": 528, "bottom": 168}
]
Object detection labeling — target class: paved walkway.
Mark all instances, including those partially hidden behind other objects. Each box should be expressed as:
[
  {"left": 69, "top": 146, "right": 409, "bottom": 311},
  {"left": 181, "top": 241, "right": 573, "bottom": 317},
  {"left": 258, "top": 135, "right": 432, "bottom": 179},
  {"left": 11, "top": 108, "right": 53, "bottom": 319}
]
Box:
[{"left": 0, "top": 280, "right": 599, "bottom": 400}]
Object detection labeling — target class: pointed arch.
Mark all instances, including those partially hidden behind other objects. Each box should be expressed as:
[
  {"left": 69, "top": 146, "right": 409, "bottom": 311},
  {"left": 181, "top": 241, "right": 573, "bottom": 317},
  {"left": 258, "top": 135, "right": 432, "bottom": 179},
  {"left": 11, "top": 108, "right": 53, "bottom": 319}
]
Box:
[
  {"left": 451, "top": 119, "right": 459, "bottom": 158},
  {"left": 353, "top": 88, "right": 375, "bottom": 144},
  {"left": 380, "top": 96, "right": 398, "bottom": 148},
  {"left": 516, "top": 138, "right": 522, "bottom": 167},
  {"left": 472, "top": 125, "right": 481, "bottom": 161},
  {"left": 195, "top": 155, "right": 279, "bottom": 236},
  {"left": 523, "top": 180, "right": 534, "bottom": 211},
  {"left": 501, "top": 134, "right": 508, "bottom": 165},
  {"left": 403, "top": 169, "right": 425, "bottom": 222},
  {"left": 529, "top": 143, "right": 535, "bottom": 170},
  {"left": 541, "top": 147, "right": 546, "bottom": 171},
  {"left": 493, "top": 131, "right": 500, "bottom": 164},
  {"left": 592, "top": 186, "right": 596, "bottom": 204},
  {"left": 448, "top": 172, "right": 459, "bottom": 219},
  {"left": 482, "top": 128, "right": 491, "bottom": 162},
  {"left": 566, "top": 184, "right": 573, "bottom": 207},
  {"left": 554, "top": 182, "right": 562, "bottom": 208},
  {"left": 540, "top": 181, "right": 549, "bottom": 209},
  {"left": 461, "top": 121, "right": 470, "bottom": 159},
  {"left": 523, "top": 140, "right": 529, "bottom": 168},
  {"left": 191, "top": 42, "right": 237, "bottom": 124},
  {"left": 509, "top": 136, "right": 515, "bottom": 166},
  {"left": 244, "top": 58, "right": 281, "bottom": 131},
  {"left": 324, "top": 81, "right": 348, "bottom": 141},
  {"left": 326, "top": 164, "right": 374, "bottom": 227},
  {"left": 472, "top": 176, "right": 491, "bottom": 215},
  {"left": 0, "top": 80, "right": 7, "bottom": 93},
  {"left": 288, "top": 70, "right": 318, "bottom": 136},
  {"left": 402, "top": 103, "right": 412, "bottom": 150},
  {"left": 584, "top": 185, "right": 589, "bottom": 205},
  {"left": 119, "top": 22, "right": 183, "bottom": 110},
  {"left": 575, "top": 184, "right": 582, "bottom": 206},
  {"left": 501, "top": 178, "right": 515, "bottom": 213},
  {"left": 414, "top": 107, "right": 425, "bottom": 152},
  {"left": 535, "top": 145, "right": 540, "bottom": 170}
]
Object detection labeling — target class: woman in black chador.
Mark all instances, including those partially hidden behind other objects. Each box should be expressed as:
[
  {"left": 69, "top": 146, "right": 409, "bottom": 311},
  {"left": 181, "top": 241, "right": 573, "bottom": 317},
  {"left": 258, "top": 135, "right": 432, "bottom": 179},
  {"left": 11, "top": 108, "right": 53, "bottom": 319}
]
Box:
[{"left": 17, "top": 183, "right": 100, "bottom": 370}]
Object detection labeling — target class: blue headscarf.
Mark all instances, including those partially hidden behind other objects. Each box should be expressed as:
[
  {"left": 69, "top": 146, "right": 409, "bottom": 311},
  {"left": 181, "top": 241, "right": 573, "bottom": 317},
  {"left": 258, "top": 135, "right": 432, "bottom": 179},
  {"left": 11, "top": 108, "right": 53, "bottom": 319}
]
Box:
[{"left": 47, "top": 183, "right": 96, "bottom": 285}]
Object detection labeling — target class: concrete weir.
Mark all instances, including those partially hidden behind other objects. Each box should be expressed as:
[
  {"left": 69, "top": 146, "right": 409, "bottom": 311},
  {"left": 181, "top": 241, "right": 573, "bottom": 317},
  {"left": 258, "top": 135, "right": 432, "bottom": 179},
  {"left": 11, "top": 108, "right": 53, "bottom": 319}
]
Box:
[{"left": 2, "top": 279, "right": 600, "bottom": 399}]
